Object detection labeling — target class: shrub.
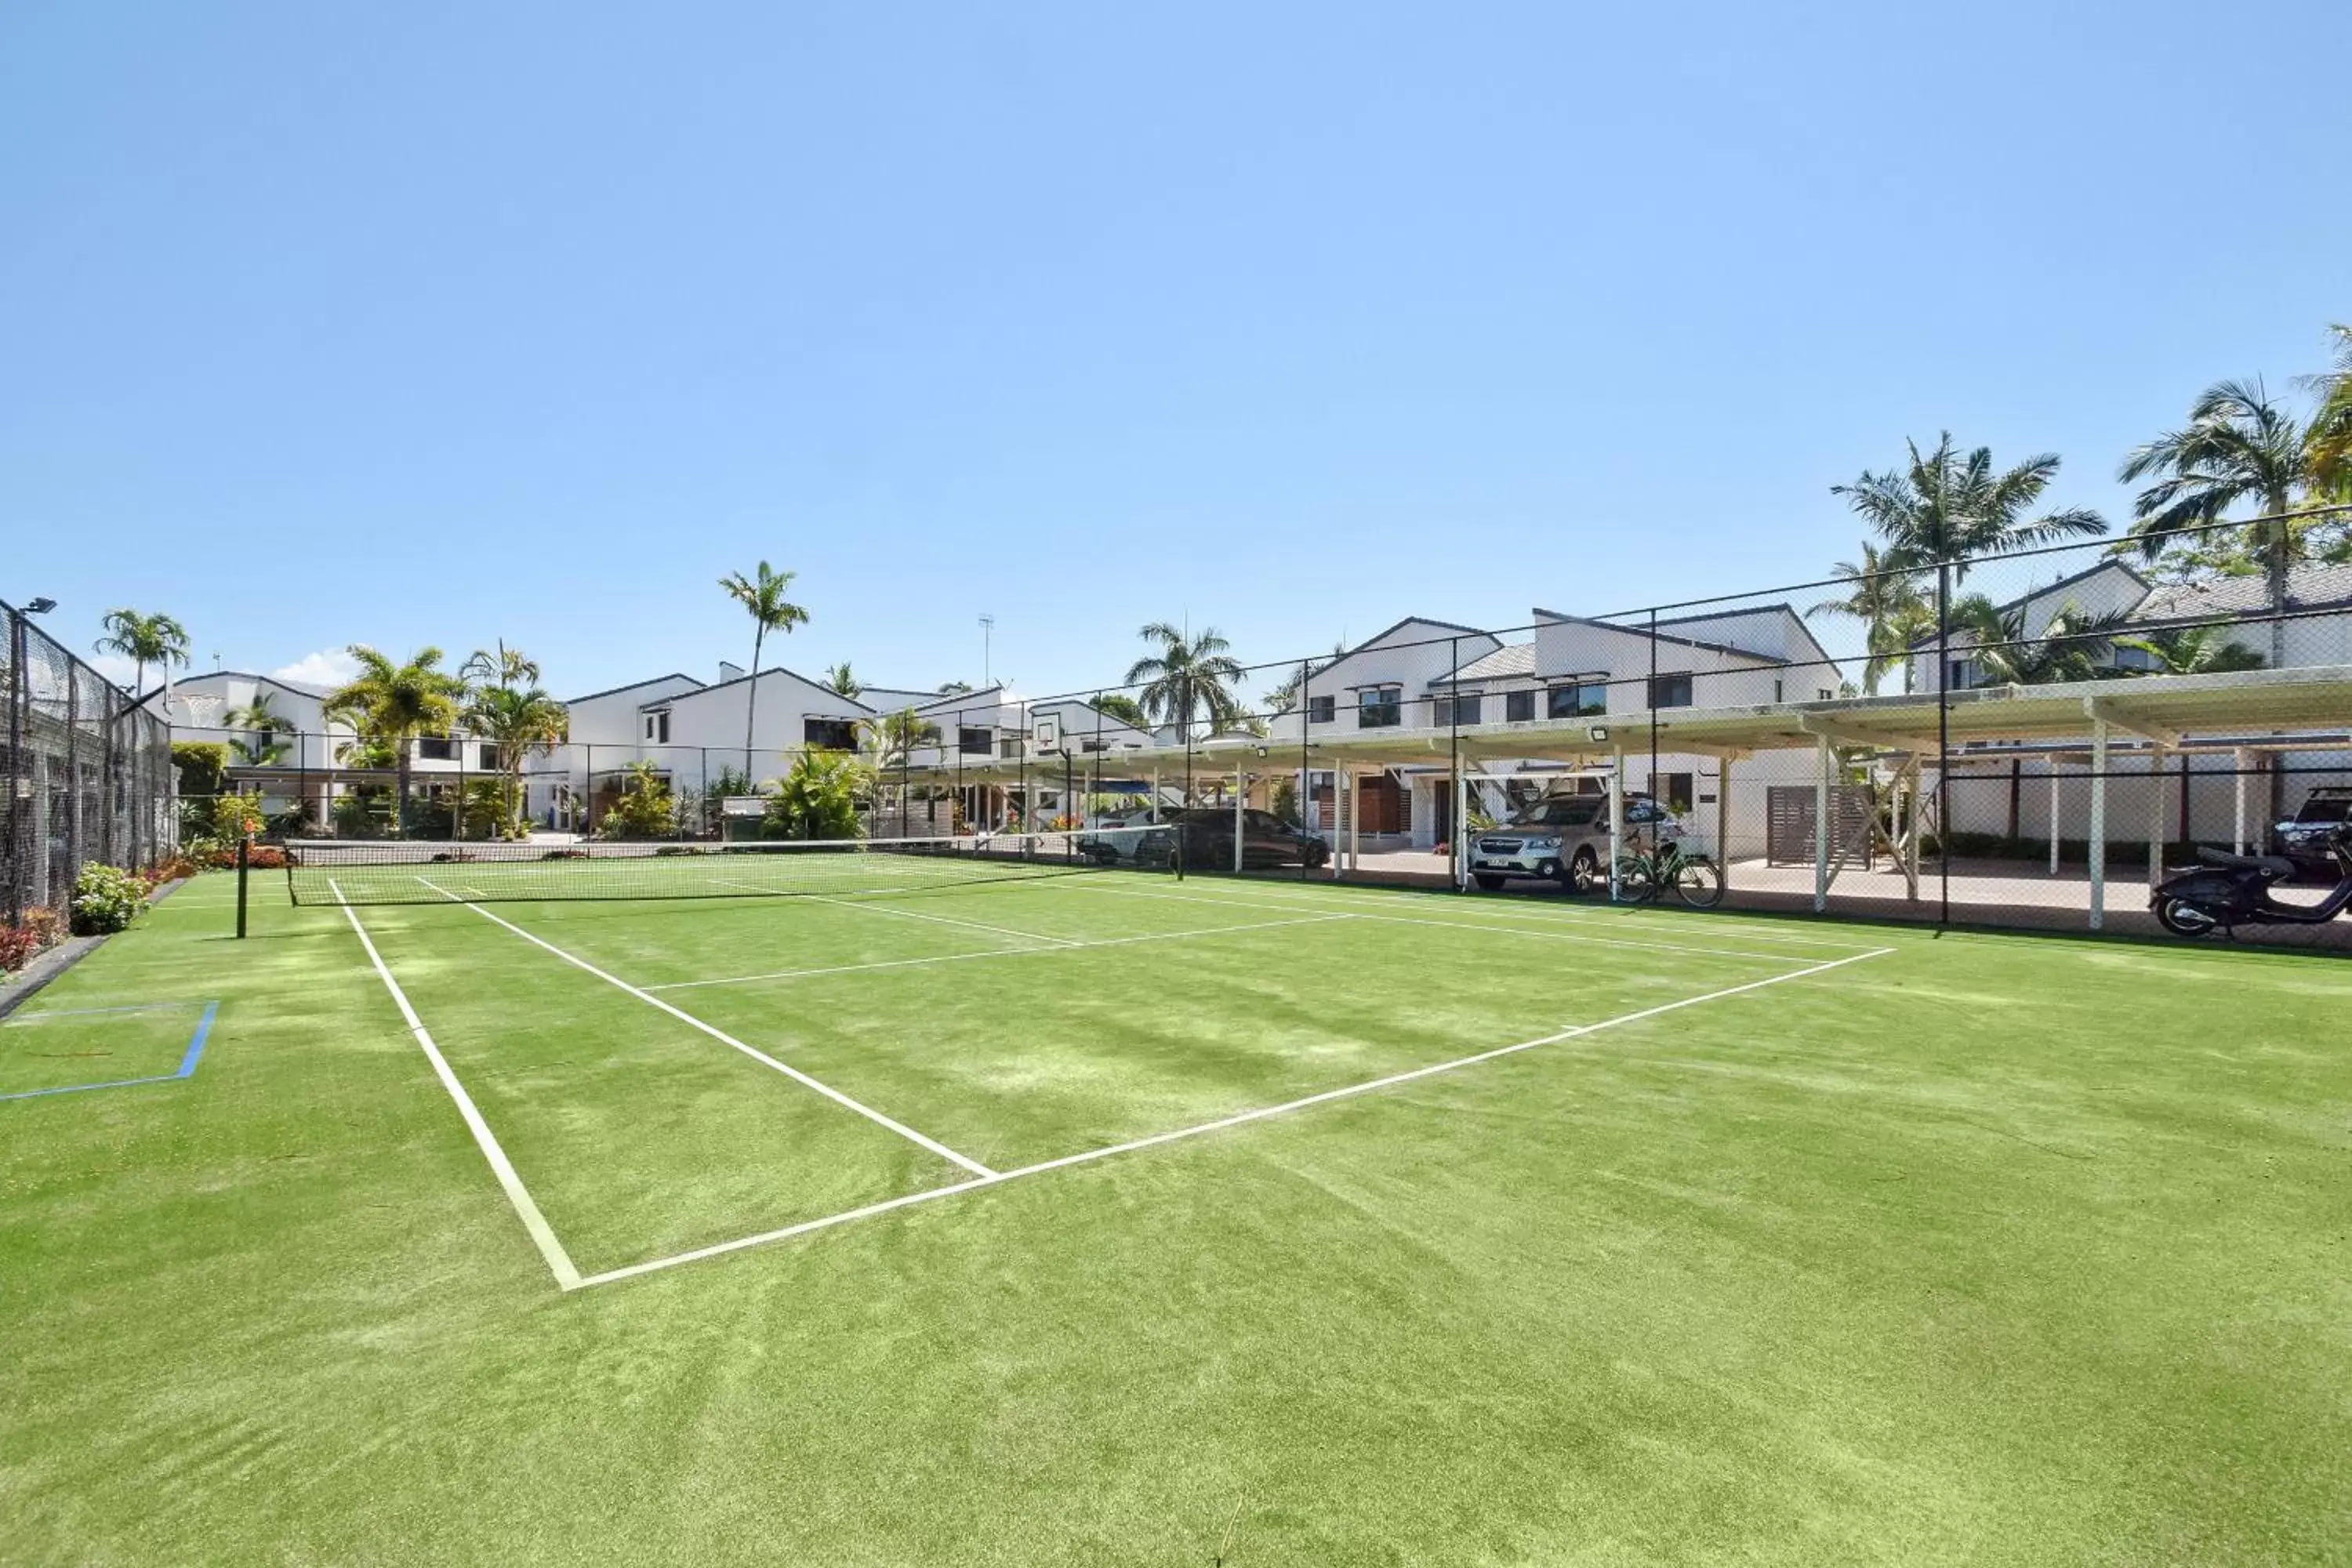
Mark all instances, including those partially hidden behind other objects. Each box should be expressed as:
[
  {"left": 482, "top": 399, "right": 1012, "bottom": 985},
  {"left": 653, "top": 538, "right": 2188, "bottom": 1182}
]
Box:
[
  {"left": 762, "top": 750, "right": 873, "bottom": 841},
  {"left": 172, "top": 741, "right": 229, "bottom": 800},
  {"left": 540, "top": 848, "right": 589, "bottom": 861},
  {"left": 147, "top": 854, "right": 202, "bottom": 884},
  {"left": 0, "top": 923, "right": 42, "bottom": 972},
  {"left": 71, "top": 863, "right": 145, "bottom": 936},
  {"left": 212, "top": 789, "right": 267, "bottom": 843}
]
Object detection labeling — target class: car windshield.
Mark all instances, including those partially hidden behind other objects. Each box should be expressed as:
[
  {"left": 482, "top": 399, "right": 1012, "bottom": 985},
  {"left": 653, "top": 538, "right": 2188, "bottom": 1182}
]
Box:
[
  {"left": 1508, "top": 797, "right": 1595, "bottom": 828},
  {"left": 2296, "top": 797, "right": 2352, "bottom": 824}
]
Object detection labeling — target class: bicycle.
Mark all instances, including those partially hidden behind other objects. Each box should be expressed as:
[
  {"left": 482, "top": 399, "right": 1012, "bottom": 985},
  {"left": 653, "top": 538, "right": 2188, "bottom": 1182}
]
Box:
[{"left": 1611, "top": 834, "right": 1723, "bottom": 908}]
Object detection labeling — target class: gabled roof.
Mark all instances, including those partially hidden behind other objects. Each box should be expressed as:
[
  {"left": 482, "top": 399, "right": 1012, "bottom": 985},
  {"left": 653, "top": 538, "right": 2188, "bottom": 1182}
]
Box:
[
  {"left": 669, "top": 662, "right": 875, "bottom": 713},
  {"left": 2132, "top": 562, "right": 2352, "bottom": 625},
  {"left": 567, "top": 672, "right": 706, "bottom": 705},
  {"left": 1905, "top": 559, "right": 2152, "bottom": 650},
  {"left": 1429, "top": 643, "right": 1535, "bottom": 686},
  {"left": 1531, "top": 608, "right": 1802, "bottom": 666},
  {"left": 132, "top": 670, "right": 333, "bottom": 708},
  {"left": 1650, "top": 601, "right": 1840, "bottom": 673}
]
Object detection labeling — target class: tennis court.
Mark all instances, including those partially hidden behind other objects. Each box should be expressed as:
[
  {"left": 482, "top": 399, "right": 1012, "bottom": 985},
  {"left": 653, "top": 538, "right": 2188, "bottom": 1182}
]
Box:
[{"left": 313, "top": 833, "right": 1892, "bottom": 1286}]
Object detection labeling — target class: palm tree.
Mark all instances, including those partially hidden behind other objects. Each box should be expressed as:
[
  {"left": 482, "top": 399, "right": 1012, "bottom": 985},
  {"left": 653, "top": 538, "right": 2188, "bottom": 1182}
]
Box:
[
  {"left": 718, "top": 561, "right": 810, "bottom": 760},
  {"left": 2301, "top": 323, "right": 2352, "bottom": 497},
  {"left": 323, "top": 647, "right": 467, "bottom": 836},
  {"left": 857, "top": 707, "right": 940, "bottom": 771},
  {"left": 1091, "top": 692, "right": 1149, "bottom": 730},
  {"left": 936, "top": 679, "right": 975, "bottom": 697},
  {"left": 93, "top": 608, "right": 191, "bottom": 713},
  {"left": 465, "top": 683, "right": 570, "bottom": 837},
  {"left": 460, "top": 640, "right": 540, "bottom": 693},
  {"left": 1947, "top": 597, "right": 2131, "bottom": 686},
  {"left": 1835, "top": 434, "right": 2107, "bottom": 577},
  {"left": 2118, "top": 379, "right": 2313, "bottom": 668},
  {"left": 223, "top": 692, "right": 290, "bottom": 767},
  {"left": 1123, "top": 622, "right": 1245, "bottom": 742},
  {"left": 2114, "top": 623, "right": 2267, "bottom": 677},
  {"left": 824, "top": 662, "right": 862, "bottom": 699},
  {"left": 1806, "top": 543, "right": 1931, "bottom": 695}
]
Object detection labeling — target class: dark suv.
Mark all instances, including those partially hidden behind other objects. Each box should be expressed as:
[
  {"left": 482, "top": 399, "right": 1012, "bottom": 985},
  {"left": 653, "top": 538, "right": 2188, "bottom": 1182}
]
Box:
[
  {"left": 2274, "top": 787, "right": 2352, "bottom": 880},
  {"left": 1118, "top": 808, "right": 1329, "bottom": 871}
]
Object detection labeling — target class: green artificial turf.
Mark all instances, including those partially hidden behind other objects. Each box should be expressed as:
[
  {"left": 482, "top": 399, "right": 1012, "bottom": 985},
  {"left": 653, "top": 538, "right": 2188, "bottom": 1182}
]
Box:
[{"left": 2, "top": 868, "right": 2347, "bottom": 1564}]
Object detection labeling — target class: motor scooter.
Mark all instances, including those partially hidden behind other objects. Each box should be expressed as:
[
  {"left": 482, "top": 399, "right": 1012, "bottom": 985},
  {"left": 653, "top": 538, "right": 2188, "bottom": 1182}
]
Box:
[{"left": 2150, "top": 824, "right": 2352, "bottom": 938}]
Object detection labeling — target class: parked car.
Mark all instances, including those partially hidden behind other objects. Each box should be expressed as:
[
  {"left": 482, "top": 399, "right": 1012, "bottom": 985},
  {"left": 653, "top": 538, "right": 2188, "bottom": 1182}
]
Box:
[
  {"left": 2274, "top": 786, "right": 2352, "bottom": 880},
  {"left": 1109, "top": 808, "right": 1328, "bottom": 870},
  {"left": 1468, "top": 792, "right": 1671, "bottom": 893}
]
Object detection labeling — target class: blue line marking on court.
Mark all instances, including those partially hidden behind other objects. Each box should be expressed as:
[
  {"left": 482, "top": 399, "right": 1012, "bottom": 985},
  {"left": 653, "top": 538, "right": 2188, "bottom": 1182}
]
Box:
[{"left": 0, "top": 1000, "right": 220, "bottom": 1103}]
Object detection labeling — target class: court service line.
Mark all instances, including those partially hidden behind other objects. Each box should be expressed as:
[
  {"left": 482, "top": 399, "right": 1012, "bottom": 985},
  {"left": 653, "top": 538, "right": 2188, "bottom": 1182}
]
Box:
[
  {"left": 1040, "top": 874, "right": 1898, "bottom": 953},
  {"left": 645, "top": 913, "right": 1356, "bottom": 992},
  {"left": 804, "top": 894, "right": 1079, "bottom": 948},
  {"left": 1041, "top": 880, "right": 1810, "bottom": 964},
  {"left": 416, "top": 880, "right": 997, "bottom": 1180},
  {"left": 333, "top": 884, "right": 582, "bottom": 1291},
  {"left": 571, "top": 944, "right": 1895, "bottom": 1290}
]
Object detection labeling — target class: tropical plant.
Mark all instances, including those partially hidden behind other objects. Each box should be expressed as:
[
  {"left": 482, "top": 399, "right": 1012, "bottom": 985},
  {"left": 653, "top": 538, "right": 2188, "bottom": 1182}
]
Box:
[
  {"left": 223, "top": 693, "right": 290, "bottom": 766},
  {"left": 598, "top": 760, "right": 681, "bottom": 840},
  {"left": 93, "top": 608, "right": 191, "bottom": 705},
  {"left": 171, "top": 741, "right": 229, "bottom": 801},
  {"left": 762, "top": 749, "right": 872, "bottom": 840},
  {"left": 460, "top": 640, "right": 540, "bottom": 693},
  {"left": 71, "top": 862, "right": 145, "bottom": 936},
  {"left": 1123, "top": 622, "right": 1244, "bottom": 742},
  {"left": 464, "top": 682, "right": 568, "bottom": 838},
  {"left": 210, "top": 789, "right": 267, "bottom": 842},
  {"left": 936, "top": 679, "right": 975, "bottom": 697},
  {"left": 2113, "top": 623, "right": 2267, "bottom": 677},
  {"left": 858, "top": 707, "right": 940, "bottom": 771},
  {"left": 1090, "top": 693, "right": 1151, "bottom": 730},
  {"left": 1947, "top": 597, "right": 2132, "bottom": 687},
  {"left": 321, "top": 646, "right": 466, "bottom": 837},
  {"left": 718, "top": 561, "right": 811, "bottom": 760},
  {"left": 1835, "top": 435, "right": 2107, "bottom": 576},
  {"left": 1807, "top": 543, "right": 1933, "bottom": 694},
  {"left": 2301, "top": 323, "right": 2352, "bottom": 497},
  {"left": 2118, "top": 378, "right": 2315, "bottom": 668},
  {"left": 1259, "top": 641, "right": 1348, "bottom": 714},
  {"left": 824, "top": 662, "right": 862, "bottom": 699}
]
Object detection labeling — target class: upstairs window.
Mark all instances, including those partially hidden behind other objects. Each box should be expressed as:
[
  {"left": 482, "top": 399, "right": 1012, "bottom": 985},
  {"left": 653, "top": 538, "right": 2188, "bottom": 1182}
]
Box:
[
  {"left": 1505, "top": 690, "right": 1535, "bottom": 723},
  {"left": 1433, "top": 693, "right": 1482, "bottom": 726},
  {"left": 1546, "top": 680, "right": 1607, "bottom": 719},
  {"left": 804, "top": 717, "right": 856, "bottom": 750},
  {"left": 1358, "top": 687, "right": 1402, "bottom": 728},
  {"left": 959, "top": 726, "right": 993, "bottom": 755},
  {"left": 644, "top": 711, "right": 670, "bottom": 744},
  {"left": 1308, "top": 695, "right": 1335, "bottom": 724},
  {"left": 416, "top": 735, "right": 454, "bottom": 761},
  {"left": 1647, "top": 673, "right": 1693, "bottom": 709},
  {"left": 479, "top": 743, "right": 503, "bottom": 771}
]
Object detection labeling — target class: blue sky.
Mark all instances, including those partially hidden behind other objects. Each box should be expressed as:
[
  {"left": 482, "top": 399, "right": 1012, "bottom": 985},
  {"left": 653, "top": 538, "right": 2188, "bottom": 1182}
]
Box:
[{"left": 5, "top": 2, "right": 2347, "bottom": 706}]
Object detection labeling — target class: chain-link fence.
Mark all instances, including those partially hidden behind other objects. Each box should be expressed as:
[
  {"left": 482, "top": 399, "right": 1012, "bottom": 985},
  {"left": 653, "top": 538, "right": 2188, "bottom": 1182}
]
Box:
[{"left": 3, "top": 601, "right": 176, "bottom": 931}]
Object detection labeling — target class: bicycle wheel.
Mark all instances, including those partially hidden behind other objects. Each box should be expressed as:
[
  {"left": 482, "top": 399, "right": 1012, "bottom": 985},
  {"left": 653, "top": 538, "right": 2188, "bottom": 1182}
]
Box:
[
  {"left": 1672, "top": 857, "right": 1723, "bottom": 909},
  {"left": 1611, "top": 855, "right": 1656, "bottom": 903}
]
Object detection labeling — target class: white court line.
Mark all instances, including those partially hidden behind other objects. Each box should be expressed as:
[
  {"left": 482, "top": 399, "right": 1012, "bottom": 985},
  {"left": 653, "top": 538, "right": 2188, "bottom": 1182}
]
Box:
[
  {"left": 572, "top": 945, "right": 1895, "bottom": 1289},
  {"left": 333, "top": 882, "right": 582, "bottom": 1290},
  {"left": 1040, "top": 873, "right": 1899, "bottom": 953},
  {"left": 646, "top": 913, "right": 1356, "bottom": 991},
  {"left": 418, "top": 879, "right": 997, "bottom": 1180},
  {"left": 1041, "top": 880, "right": 1808, "bottom": 964},
  {"left": 804, "top": 894, "right": 1077, "bottom": 948}
]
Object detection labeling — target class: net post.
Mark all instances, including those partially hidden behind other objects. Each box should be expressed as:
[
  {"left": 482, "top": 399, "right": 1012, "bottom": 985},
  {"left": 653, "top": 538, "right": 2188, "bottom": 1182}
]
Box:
[{"left": 235, "top": 833, "right": 249, "bottom": 938}]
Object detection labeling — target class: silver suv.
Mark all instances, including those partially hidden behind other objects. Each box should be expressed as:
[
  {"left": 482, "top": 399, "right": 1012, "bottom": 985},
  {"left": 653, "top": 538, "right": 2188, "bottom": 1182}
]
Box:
[{"left": 1469, "top": 792, "right": 1670, "bottom": 893}]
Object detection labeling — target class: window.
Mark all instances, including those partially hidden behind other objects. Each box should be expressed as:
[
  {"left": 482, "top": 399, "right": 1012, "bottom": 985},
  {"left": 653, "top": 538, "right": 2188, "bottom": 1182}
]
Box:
[
  {"left": 999, "top": 736, "right": 1022, "bottom": 759},
  {"left": 416, "top": 735, "right": 453, "bottom": 761},
  {"left": 1358, "top": 687, "right": 1402, "bottom": 728},
  {"left": 1433, "top": 692, "right": 1482, "bottom": 726},
  {"left": 1655, "top": 771, "right": 1695, "bottom": 814},
  {"left": 1817, "top": 688, "right": 1835, "bottom": 701},
  {"left": 804, "top": 717, "right": 856, "bottom": 750},
  {"left": 644, "top": 710, "right": 670, "bottom": 744},
  {"left": 1947, "top": 659, "right": 1980, "bottom": 691},
  {"left": 1308, "top": 695, "right": 1335, "bottom": 724},
  {"left": 1504, "top": 690, "right": 1535, "bottom": 723},
  {"left": 1773, "top": 678, "right": 1783, "bottom": 703},
  {"left": 1647, "top": 673, "right": 1693, "bottom": 709},
  {"left": 2111, "top": 644, "right": 2161, "bottom": 672},
  {"left": 479, "top": 744, "right": 503, "bottom": 771},
  {"left": 1546, "top": 680, "right": 1606, "bottom": 719},
  {"left": 959, "top": 726, "right": 993, "bottom": 755}
]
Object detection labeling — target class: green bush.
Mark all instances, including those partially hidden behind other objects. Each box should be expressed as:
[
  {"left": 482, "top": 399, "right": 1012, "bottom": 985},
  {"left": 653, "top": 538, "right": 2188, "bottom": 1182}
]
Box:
[
  {"left": 761, "top": 750, "right": 872, "bottom": 841},
  {"left": 172, "top": 741, "right": 229, "bottom": 800},
  {"left": 71, "top": 863, "right": 145, "bottom": 936}
]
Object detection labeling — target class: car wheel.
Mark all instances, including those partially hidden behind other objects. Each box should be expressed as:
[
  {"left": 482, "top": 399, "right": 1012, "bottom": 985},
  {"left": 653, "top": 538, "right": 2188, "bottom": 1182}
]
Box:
[
  {"left": 1473, "top": 873, "right": 1505, "bottom": 891},
  {"left": 1563, "top": 848, "right": 1599, "bottom": 895}
]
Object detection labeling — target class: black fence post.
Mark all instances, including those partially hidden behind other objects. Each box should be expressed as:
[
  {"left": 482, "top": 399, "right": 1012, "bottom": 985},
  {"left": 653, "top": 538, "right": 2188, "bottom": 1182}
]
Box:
[
  {"left": 234, "top": 833, "right": 249, "bottom": 939},
  {"left": 1936, "top": 550, "right": 1952, "bottom": 927},
  {"left": 5, "top": 605, "right": 24, "bottom": 927},
  {"left": 1298, "top": 657, "right": 1311, "bottom": 882},
  {"left": 1449, "top": 634, "right": 1461, "bottom": 894}
]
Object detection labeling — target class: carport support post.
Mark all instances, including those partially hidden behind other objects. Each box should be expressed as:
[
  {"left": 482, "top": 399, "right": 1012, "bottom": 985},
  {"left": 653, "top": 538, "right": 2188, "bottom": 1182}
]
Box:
[
  {"left": 1348, "top": 769, "right": 1360, "bottom": 873},
  {"left": 2148, "top": 747, "right": 2169, "bottom": 892},
  {"left": 1715, "top": 755, "right": 1732, "bottom": 892},
  {"left": 2088, "top": 719, "right": 2109, "bottom": 932},
  {"left": 1233, "top": 760, "right": 1244, "bottom": 874},
  {"left": 1454, "top": 770, "right": 1468, "bottom": 891},
  {"left": 2233, "top": 748, "right": 2249, "bottom": 855},
  {"left": 2049, "top": 760, "right": 2061, "bottom": 875},
  {"left": 1813, "top": 734, "right": 1832, "bottom": 913},
  {"left": 1607, "top": 751, "right": 1624, "bottom": 902}
]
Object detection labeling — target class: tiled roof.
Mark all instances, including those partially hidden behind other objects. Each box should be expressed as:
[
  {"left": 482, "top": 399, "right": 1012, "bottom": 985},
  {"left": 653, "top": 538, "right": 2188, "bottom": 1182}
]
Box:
[
  {"left": 1431, "top": 643, "right": 1535, "bottom": 685},
  {"left": 2132, "top": 563, "right": 2352, "bottom": 623}
]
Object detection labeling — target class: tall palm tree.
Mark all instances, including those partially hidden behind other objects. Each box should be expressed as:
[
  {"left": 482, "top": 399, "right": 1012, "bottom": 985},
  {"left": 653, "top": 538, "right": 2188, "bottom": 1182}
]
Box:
[
  {"left": 2118, "top": 378, "right": 2311, "bottom": 668},
  {"left": 461, "top": 640, "right": 540, "bottom": 693},
  {"left": 93, "top": 608, "right": 191, "bottom": 713},
  {"left": 323, "top": 646, "right": 466, "bottom": 836},
  {"left": 824, "top": 662, "right": 862, "bottom": 699},
  {"left": 1835, "top": 434, "right": 2107, "bottom": 577},
  {"left": 1806, "top": 543, "right": 1931, "bottom": 694},
  {"left": 1124, "top": 622, "right": 1245, "bottom": 742},
  {"left": 718, "top": 562, "right": 810, "bottom": 760},
  {"left": 858, "top": 707, "right": 938, "bottom": 770},
  {"left": 223, "top": 692, "right": 290, "bottom": 767},
  {"left": 465, "top": 683, "right": 570, "bottom": 837},
  {"left": 1947, "top": 597, "right": 2131, "bottom": 686}
]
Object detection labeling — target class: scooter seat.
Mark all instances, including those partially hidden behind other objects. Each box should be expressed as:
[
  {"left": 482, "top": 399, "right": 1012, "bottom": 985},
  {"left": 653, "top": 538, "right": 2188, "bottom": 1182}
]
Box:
[{"left": 2196, "top": 847, "right": 2297, "bottom": 878}]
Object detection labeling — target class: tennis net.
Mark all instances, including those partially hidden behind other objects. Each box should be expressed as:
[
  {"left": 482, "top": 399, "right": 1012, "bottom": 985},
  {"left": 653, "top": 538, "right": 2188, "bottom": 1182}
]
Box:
[{"left": 286, "top": 826, "right": 1178, "bottom": 906}]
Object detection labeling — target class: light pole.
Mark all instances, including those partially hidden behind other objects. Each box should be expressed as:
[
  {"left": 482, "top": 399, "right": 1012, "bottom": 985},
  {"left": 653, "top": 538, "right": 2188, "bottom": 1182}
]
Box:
[{"left": 978, "top": 615, "right": 994, "bottom": 687}]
